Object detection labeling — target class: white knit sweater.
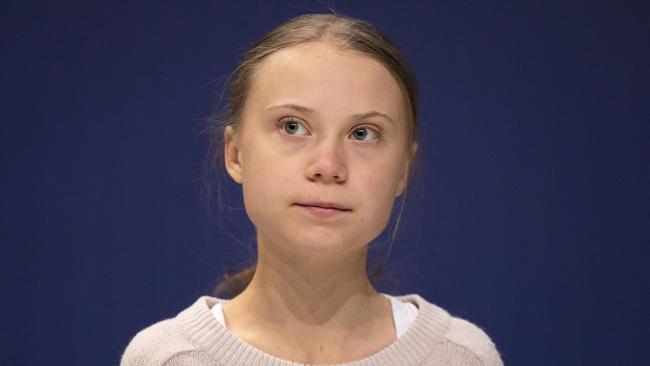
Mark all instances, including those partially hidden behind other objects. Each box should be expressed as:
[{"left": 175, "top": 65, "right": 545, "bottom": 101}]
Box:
[{"left": 121, "top": 294, "right": 503, "bottom": 365}]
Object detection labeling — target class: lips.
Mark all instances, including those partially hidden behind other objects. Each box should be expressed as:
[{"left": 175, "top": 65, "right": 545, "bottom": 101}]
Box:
[
  {"left": 295, "top": 202, "right": 351, "bottom": 211},
  {"left": 294, "top": 202, "right": 351, "bottom": 217}
]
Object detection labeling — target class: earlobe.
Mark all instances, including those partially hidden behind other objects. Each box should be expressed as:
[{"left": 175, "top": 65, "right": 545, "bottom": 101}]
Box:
[{"left": 224, "top": 126, "right": 243, "bottom": 184}]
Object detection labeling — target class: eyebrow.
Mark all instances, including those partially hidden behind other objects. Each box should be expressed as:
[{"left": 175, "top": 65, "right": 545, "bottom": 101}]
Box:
[{"left": 265, "top": 103, "right": 396, "bottom": 125}]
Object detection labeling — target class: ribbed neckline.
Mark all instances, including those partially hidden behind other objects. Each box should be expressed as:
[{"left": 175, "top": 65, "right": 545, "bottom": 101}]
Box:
[{"left": 177, "top": 294, "right": 451, "bottom": 366}]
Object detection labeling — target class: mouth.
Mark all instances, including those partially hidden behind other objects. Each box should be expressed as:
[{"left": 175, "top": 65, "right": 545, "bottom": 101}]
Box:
[
  {"left": 294, "top": 202, "right": 352, "bottom": 216},
  {"left": 295, "top": 202, "right": 351, "bottom": 210}
]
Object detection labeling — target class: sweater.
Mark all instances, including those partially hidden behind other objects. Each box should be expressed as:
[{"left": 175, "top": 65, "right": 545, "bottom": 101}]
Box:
[{"left": 121, "top": 294, "right": 503, "bottom": 366}]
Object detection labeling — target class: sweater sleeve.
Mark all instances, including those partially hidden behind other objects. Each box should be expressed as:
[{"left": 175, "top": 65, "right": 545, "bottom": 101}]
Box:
[
  {"left": 445, "top": 317, "right": 504, "bottom": 366},
  {"left": 120, "top": 319, "right": 197, "bottom": 366}
]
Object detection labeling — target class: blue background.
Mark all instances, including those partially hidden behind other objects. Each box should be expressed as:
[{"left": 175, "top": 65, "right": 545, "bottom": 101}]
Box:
[{"left": 1, "top": 1, "right": 647, "bottom": 365}]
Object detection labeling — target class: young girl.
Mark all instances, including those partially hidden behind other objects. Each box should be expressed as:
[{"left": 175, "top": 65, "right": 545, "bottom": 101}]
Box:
[{"left": 121, "top": 13, "right": 503, "bottom": 366}]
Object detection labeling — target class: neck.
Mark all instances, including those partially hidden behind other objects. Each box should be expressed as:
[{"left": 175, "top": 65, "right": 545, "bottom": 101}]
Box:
[
  {"left": 227, "top": 232, "right": 384, "bottom": 328},
  {"left": 220, "top": 233, "right": 395, "bottom": 364}
]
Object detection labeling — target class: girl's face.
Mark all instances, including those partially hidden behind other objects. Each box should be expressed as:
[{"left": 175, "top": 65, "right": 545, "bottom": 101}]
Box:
[{"left": 225, "top": 41, "right": 414, "bottom": 257}]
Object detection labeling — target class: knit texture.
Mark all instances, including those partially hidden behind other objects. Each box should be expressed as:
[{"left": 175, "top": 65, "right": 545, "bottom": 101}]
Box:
[{"left": 121, "top": 294, "right": 503, "bottom": 366}]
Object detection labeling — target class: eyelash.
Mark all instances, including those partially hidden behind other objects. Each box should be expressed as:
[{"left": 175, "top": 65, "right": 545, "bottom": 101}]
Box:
[{"left": 277, "top": 116, "right": 381, "bottom": 141}]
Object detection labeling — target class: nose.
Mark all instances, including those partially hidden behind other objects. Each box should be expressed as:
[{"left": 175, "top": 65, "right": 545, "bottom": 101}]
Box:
[{"left": 305, "top": 141, "right": 348, "bottom": 184}]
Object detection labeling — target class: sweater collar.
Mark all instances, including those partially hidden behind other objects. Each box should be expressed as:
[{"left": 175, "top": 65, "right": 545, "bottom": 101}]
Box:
[{"left": 177, "top": 294, "right": 450, "bottom": 366}]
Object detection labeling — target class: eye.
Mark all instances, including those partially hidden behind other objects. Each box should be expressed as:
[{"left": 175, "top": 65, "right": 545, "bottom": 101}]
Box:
[
  {"left": 350, "top": 127, "right": 378, "bottom": 141},
  {"left": 280, "top": 118, "right": 309, "bottom": 136}
]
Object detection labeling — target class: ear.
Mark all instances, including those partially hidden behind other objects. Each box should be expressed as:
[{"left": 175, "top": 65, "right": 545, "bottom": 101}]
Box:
[
  {"left": 224, "top": 125, "right": 243, "bottom": 184},
  {"left": 395, "top": 142, "right": 418, "bottom": 197}
]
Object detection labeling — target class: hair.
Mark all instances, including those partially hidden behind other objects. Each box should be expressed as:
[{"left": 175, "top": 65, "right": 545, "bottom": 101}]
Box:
[{"left": 203, "top": 13, "right": 420, "bottom": 299}]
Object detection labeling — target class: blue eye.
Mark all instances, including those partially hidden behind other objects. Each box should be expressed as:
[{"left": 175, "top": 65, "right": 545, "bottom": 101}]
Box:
[
  {"left": 350, "top": 127, "right": 378, "bottom": 141},
  {"left": 281, "top": 119, "right": 308, "bottom": 135}
]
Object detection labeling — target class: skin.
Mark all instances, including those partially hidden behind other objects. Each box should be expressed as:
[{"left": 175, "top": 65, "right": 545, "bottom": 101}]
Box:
[{"left": 223, "top": 41, "right": 416, "bottom": 364}]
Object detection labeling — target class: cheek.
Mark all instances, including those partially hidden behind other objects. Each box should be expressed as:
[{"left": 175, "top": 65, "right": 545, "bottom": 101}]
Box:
[
  {"left": 358, "top": 152, "right": 406, "bottom": 196},
  {"left": 239, "top": 145, "right": 298, "bottom": 226},
  {"left": 353, "top": 164, "right": 401, "bottom": 236}
]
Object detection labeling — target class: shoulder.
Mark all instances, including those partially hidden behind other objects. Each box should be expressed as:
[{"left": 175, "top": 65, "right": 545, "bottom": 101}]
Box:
[
  {"left": 445, "top": 316, "right": 504, "bottom": 366},
  {"left": 120, "top": 297, "right": 219, "bottom": 366},
  {"left": 399, "top": 294, "right": 504, "bottom": 366},
  {"left": 120, "top": 317, "right": 197, "bottom": 366}
]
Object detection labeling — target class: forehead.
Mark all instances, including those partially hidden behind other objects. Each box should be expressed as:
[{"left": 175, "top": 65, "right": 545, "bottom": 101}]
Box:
[{"left": 244, "top": 42, "right": 407, "bottom": 124}]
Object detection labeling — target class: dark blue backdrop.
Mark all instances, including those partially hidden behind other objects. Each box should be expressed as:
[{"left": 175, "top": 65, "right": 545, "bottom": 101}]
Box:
[{"left": 1, "top": 1, "right": 647, "bottom": 365}]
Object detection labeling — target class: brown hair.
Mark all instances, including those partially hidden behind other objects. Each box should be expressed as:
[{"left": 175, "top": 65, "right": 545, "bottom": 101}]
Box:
[{"left": 204, "top": 13, "right": 420, "bottom": 299}]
